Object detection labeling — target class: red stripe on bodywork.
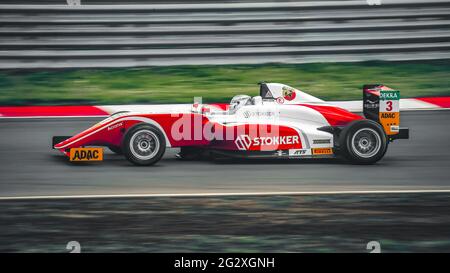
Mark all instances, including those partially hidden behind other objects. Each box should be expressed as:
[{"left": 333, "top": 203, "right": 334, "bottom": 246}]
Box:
[
  {"left": 299, "top": 104, "right": 363, "bottom": 126},
  {"left": 0, "top": 106, "right": 108, "bottom": 117},
  {"left": 415, "top": 97, "right": 450, "bottom": 108},
  {"left": 208, "top": 103, "right": 229, "bottom": 111}
]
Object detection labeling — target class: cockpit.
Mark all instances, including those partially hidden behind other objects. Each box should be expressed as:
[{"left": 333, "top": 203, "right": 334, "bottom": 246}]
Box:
[
  {"left": 192, "top": 82, "right": 323, "bottom": 115},
  {"left": 229, "top": 94, "right": 263, "bottom": 113}
]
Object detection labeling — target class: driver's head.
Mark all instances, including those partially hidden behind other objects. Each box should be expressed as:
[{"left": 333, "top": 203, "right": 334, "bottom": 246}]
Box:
[{"left": 230, "top": 95, "right": 251, "bottom": 112}]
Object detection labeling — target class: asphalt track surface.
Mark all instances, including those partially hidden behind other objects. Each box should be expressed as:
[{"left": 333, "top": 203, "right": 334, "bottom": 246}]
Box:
[{"left": 0, "top": 111, "right": 449, "bottom": 198}]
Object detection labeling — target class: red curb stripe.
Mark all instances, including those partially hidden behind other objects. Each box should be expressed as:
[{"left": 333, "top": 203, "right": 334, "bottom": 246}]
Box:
[
  {"left": 0, "top": 106, "right": 109, "bottom": 117},
  {"left": 415, "top": 97, "right": 450, "bottom": 108}
]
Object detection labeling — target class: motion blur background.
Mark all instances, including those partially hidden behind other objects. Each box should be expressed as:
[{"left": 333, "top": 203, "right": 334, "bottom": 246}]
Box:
[
  {"left": 3, "top": 0, "right": 450, "bottom": 68},
  {"left": 0, "top": 0, "right": 449, "bottom": 105},
  {"left": 1, "top": 0, "right": 450, "bottom": 253}
]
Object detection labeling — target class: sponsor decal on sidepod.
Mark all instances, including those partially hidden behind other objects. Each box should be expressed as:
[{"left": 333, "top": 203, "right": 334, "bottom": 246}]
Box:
[
  {"left": 312, "top": 148, "right": 333, "bottom": 155},
  {"left": 235, "top": 135, "right": 300, "bottom": 150},
  {"left": 288, "top": 149, "right": 312, "bottom": 156}
]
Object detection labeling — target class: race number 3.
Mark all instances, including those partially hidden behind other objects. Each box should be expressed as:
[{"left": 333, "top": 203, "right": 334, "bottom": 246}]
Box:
[
  {"left": 385, "top": 101, "right": 393, "bottom": 111},
  {"left": 379, "top": 90, "right": 400, "bottom": 135}
]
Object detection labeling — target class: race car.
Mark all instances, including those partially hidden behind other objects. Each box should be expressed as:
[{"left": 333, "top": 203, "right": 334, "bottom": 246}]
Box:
[{"left": 53, "top": 83, "right": 409, "bottom": 165}]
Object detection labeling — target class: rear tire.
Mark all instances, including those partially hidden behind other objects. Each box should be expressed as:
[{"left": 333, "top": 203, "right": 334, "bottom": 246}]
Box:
[
  {"left": 122, "top": 124, "right": 166, "bottom": 166},
  {"left": 339, "top": 120, "right": 388, "bottom": 165}
]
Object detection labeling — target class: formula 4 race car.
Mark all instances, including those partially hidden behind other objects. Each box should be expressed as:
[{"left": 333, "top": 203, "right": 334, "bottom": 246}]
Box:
[{"left": 53, "top": 83, "right": 409, "bottom": 165}]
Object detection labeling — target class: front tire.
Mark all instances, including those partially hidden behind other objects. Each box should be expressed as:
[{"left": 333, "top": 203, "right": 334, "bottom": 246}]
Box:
[
  {"left": 122, "top": 124, "right": 166, "bottom": 166},
  {"left": 339, "top": 120, "right": 388, "bottom": 164}
]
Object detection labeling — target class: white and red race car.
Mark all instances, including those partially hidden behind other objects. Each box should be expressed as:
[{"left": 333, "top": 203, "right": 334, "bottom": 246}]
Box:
[{"left": 53, "top": 83, "right": 409, "bottom": 165}]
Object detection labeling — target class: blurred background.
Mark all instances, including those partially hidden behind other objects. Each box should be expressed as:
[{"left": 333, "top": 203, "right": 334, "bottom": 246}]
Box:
[{"left": 0, "top": 0, "right": 449, "bottom": 105}]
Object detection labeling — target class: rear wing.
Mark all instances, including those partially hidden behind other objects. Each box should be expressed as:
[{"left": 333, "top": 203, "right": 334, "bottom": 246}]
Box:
[{"left": 363, "top": 85, "right": 409, "bottom": 140}]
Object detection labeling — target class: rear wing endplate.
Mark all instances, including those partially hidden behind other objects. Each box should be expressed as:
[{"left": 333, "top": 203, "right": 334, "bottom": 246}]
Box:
[{"left": 363, "top": 85, "right": 406, "bottom": 137}]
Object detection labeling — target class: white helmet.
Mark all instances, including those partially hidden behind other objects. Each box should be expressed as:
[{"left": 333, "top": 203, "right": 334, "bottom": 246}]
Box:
[{"left": 230, "top": 95, "right": 251, "bottom": 113}]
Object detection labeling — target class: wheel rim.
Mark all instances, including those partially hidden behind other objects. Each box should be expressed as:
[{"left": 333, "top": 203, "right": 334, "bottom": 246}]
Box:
[
  {"left": 351, "top": 128, "right": 381, "bottom": 158},
  {"left": 129, "top": 129, "right": 160, "bottom": 160}
]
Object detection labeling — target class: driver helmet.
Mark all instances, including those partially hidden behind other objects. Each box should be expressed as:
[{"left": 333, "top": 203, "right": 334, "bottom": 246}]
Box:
[{"left": 229, "top": 95, "right": 251, "bottom": 113}]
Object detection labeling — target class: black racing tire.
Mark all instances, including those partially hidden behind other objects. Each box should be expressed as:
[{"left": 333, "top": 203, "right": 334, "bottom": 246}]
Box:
[
  {"left": 108, "top": 145, "right": 123, "bottom": 155},
  {"left": 339, "top": 120, "right": 388, "bottom": 165},
  {"left": 122, "top": 124, "right": 166, "bottom": 166}
]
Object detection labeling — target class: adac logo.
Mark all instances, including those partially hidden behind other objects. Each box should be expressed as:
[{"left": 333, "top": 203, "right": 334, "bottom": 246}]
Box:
[
  {"left": 380, "top": 112, "right": 397, "bottom": 119},
  {"left": 70, "top": 148, "right": 103, "bottom": 161}
]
